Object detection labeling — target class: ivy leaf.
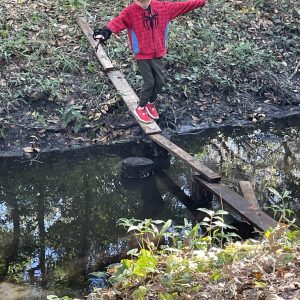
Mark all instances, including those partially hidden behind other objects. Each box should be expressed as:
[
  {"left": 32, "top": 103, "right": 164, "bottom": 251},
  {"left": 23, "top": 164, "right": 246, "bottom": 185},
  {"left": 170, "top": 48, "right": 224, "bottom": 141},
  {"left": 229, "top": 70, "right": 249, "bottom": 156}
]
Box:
[
  {"left": 268, "top": 187, "right": 282, "bottom": 199},
  {"left": 159, "top": 219, "right": 172, "bottom": 235}
]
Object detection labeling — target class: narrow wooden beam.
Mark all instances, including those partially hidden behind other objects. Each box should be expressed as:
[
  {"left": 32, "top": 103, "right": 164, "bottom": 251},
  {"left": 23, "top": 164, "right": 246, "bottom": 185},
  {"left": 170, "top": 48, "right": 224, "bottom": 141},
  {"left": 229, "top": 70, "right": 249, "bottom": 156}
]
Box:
[
  {"left": 194, "top": 176, "right": 278, "bottom": 231},
  {"left": 76, "top": 17, "right": 277, "bottom": 231},
  {"left": 150, "top": 134, "right": 221, "bottom": 182},
  {"left": 239, "top": 181, "right": 259, "bottom": 208},
  {"left": 76, "top": 16, "right": 114, "bottom": 71}
]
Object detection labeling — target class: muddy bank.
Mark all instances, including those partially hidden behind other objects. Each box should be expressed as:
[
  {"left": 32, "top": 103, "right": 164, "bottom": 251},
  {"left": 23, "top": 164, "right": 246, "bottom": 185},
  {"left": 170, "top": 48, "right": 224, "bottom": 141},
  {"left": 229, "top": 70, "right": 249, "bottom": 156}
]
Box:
[{"left": 0, "top": 102, "right": 300, "bottom": 158}]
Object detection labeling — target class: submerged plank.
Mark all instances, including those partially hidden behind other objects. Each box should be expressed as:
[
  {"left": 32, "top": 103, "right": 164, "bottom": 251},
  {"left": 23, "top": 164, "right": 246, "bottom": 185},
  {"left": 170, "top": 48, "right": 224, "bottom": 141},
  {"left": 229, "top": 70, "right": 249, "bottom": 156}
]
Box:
[
  {"left": 195, "top": 176, "right": 278, "bottom": 231},
  {"left": 150, "top": 134, "right": 221, "bottom": 182},
  {"left": 239, "top": 180, "right": 259, "bottom": 208},
  {"left": 76, "top": 16, "right": 114, "bottom": 71}
]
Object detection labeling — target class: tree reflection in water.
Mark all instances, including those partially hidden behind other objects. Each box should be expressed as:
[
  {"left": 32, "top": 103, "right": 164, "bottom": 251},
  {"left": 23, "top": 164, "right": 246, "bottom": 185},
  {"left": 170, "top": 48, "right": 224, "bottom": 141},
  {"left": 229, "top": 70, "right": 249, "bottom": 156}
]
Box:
[
  {"left": 173, "top": 120, "right": 300, "bottom": 224},
  {"left": 0, "top": 144, "right": 190, "bottom": 297}
]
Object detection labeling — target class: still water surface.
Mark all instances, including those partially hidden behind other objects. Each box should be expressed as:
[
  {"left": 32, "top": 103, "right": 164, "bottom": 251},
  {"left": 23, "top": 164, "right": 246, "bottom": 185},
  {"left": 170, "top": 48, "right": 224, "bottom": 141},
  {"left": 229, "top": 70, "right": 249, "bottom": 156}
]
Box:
[{"left": 0, "top": 119, "right": 299, "bottom": 297}]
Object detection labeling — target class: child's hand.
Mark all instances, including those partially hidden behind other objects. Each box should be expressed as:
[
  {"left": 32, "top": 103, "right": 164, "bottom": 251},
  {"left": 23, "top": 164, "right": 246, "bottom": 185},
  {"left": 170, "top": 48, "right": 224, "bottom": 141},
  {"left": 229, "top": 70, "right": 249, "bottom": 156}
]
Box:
[
  {"left": 94, "top": 34, "right": 105, "bottom": 41},
  {"left": 94, "top": 33, "right": 105, "bottom": 41},
  {"left": 93, "top": 28, "right": 112, "bottom": 42}
]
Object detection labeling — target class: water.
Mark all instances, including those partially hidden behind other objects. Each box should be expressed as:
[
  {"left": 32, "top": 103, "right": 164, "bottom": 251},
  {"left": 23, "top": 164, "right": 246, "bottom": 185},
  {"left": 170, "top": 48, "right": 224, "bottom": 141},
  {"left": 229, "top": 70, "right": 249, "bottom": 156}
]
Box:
[
  {"left": 0, "top": 143, "right": 192, "bottom": 298},
  {"left": 173, "top": 118, "right": 300, "bottom": 223},
  {"left": 0, "top": 119, "right": 299, "bottom": 298}
]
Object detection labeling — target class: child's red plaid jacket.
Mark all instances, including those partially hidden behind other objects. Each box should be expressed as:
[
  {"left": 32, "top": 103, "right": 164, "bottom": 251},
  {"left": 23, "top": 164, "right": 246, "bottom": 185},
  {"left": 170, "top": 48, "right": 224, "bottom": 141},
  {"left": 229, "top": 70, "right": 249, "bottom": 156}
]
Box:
[{"left": 106, "top": 0, "right": 206, "bottom": 60}]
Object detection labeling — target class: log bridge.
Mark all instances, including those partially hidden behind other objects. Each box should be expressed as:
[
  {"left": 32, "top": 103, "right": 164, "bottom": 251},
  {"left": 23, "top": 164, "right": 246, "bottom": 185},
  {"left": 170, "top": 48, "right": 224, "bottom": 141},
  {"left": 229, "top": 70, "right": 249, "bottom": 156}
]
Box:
[{"left": 77, "top": 17, "right": 278, "bottom": 232}]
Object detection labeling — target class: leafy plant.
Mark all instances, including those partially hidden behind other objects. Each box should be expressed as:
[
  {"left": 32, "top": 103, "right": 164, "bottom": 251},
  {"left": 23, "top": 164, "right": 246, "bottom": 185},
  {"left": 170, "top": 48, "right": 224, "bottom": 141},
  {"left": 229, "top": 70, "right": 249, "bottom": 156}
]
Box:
[
  {"left": 32, "top": 110, "right": 46, "bottom": 125},
  {"left": 47, "top": 295, "right": 73, "bottom": 300},
  {"left": 52, "top": 210, "right": 299, "bottom": 300},
  {"left": 58, "top": 104, "right": 86, "bottom": 133},
  {"left": 267, "top": 187, "right": 295, "bottom": 224},
  {"left": 59, "top": 0, "right": 87, "bottom": 9},
  {"left": 51, "top": 48, "right": 80, "bottom": 73},
  {"left": 198, "top": 208, "right": 239, "bottom": 247},
  {"left": 117, "top": 218, "right": 174, "bottom": 254},
  {"left": 108, "top": 216, "right": 239, "bottom": 290}
]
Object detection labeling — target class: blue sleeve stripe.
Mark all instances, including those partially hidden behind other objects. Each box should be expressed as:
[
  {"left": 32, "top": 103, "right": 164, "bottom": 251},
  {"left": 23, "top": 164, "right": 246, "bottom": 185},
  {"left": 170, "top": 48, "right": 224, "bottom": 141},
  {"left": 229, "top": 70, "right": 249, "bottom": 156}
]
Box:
[
  {"left": 130, "top": 30, "right": 139, "bottom": 54},
  {"left": 165, "top": 21, "right": 170, "bottom": 48}
]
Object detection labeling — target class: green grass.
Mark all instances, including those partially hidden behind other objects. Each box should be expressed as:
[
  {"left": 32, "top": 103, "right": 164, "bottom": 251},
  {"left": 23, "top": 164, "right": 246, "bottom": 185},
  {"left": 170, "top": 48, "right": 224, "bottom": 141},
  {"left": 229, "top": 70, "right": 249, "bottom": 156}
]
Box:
[{"left": 0, "top": 0, "right": 299, "bottom": 131}]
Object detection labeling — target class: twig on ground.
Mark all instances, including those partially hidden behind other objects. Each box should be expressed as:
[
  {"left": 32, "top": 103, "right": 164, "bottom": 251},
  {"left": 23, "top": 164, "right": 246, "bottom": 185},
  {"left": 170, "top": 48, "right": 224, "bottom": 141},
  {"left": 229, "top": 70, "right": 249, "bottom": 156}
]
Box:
[{"left": 289, "top": 60, "right": 300, "bottom": 80}]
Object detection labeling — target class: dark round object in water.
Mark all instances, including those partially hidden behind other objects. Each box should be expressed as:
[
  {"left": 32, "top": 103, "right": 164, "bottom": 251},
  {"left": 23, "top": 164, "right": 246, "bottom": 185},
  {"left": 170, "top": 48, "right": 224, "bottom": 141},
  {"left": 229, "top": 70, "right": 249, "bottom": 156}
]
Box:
[{"left": 121, "top": 157, "right": 154, "bottom": 178}]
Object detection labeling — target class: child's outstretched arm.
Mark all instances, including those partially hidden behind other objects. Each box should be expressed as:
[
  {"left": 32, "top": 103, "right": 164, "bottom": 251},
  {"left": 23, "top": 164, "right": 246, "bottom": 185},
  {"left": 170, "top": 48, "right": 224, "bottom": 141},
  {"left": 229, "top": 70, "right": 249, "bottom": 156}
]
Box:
[
  {"left": 165, "top": 0, "right": 206, "bottom": 20},
  {"left": 94, "top": 8, "right": 130, "bottom": 41}
]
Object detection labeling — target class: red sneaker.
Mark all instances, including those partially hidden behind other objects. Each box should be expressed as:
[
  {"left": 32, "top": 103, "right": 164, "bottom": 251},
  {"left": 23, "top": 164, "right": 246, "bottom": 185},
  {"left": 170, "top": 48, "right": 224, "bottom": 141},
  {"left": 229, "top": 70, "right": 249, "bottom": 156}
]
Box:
[
  {"left": 134, "top": 107, "right": 153, "bottom": 124},
  {"left": 145, "top": 102, "right": 159, "bottom": 120}
]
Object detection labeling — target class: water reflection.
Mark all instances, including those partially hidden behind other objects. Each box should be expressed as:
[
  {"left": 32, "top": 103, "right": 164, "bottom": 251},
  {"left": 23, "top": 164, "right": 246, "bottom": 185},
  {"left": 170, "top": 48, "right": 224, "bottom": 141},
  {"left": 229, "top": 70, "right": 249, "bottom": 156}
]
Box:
[
  {"left": 173, "top": 119, "right": 300, "bottom": 223},
  {"left": 0, "top": 144, "right": 191, "bottom": 297},
  {"left": 0, "top": 120, "right": 299, "bottom": 297}
]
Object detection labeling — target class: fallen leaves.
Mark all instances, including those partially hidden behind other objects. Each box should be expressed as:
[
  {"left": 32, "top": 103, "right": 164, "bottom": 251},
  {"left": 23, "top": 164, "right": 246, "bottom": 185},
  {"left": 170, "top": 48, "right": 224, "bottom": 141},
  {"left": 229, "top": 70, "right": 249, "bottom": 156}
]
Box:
[
  {"left": 214, "top": 118, "right": 224, "bottom": 124},
  {"left": 248, "top": 112, "right": 266, "bottom": 123},
  {"left": 23, "top": 145, "right": 40, "bottom": 154},
  {"left": 265, "top": 294, "right": 284, "bottom": 300},
  {"left": 191, "top": 115, "right": 200, "bottom": 123}
]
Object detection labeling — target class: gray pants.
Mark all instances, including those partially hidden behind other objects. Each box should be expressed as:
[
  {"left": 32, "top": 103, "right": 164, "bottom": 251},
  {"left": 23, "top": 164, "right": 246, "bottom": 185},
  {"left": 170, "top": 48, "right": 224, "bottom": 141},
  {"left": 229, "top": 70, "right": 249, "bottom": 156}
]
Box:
[{"left": 137, "top": 58, "right": 165, "bottom": 107}]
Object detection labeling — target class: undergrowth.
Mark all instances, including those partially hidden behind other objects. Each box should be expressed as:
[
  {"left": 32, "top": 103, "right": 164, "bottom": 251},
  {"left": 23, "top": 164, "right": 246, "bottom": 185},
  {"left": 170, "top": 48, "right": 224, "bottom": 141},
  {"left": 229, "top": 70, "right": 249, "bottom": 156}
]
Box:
[
  {"left": 46, "top": 193, "right": 300, "bottom": 300},
  {"left": 167, "top": 0, "right": 299, "bottom": 105},
  {"left": 82, "top": 213, "right": 299, "bottom": 300}
]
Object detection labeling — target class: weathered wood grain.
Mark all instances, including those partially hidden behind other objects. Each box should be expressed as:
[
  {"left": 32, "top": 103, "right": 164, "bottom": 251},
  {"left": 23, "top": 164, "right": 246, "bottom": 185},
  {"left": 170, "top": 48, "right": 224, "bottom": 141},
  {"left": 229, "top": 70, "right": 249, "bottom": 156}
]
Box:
[
  {"left": 239, "top": 180, "right": 259, "bottom": 208},
  {"left": 150, "top": 134, "right": 221, "bottom": 182},
  {"left": 194, "top": 176, "right": 278, "bottom": 231}
]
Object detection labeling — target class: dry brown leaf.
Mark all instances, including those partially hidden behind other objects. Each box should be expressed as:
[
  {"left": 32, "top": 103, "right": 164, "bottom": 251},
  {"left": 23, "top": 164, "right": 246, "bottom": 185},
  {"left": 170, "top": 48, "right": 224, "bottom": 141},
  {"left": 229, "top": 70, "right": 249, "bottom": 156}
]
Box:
[
  {"left": 253, "top": 271, "right": 263, "bottom": 281},
  {"left": 23, "top": 147, "right": 34, "bottom": 153},
  {"left": 99, "top": 135, "right": 109, "bottom": 142},
  {"left": 283, "top": 272, "right": 295, "bottom": 279},
  {"left": 191, "top": 115, "right": 200, "bottom": 122},
  {"left": 214, "top": 118, "right": 223, "bottom": 124},
  {"left": 46, "top": 117, "right": 60, "bottom": 124},
  {"left": 265, "top": 294, "right": 284, "bottom": 300}
]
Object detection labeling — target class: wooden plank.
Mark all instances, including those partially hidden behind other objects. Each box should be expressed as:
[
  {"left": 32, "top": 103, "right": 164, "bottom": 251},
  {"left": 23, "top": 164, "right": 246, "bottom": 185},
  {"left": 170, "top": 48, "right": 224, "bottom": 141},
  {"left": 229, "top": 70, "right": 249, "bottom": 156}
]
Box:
[
  {"left": 150, "top": 134, "right": 221, "bottom": 182},
  {"left": 107, "top": 70, "right": 162, "bottom": 135},
  {"left": 239, "top": 181, "right": 259, "bottom": 208},
  {"left": 195, "top": 176, "right": 278, "bottom": 231},
  {"left": 76, "top": 16, "right": 114, "bottom": 71}
]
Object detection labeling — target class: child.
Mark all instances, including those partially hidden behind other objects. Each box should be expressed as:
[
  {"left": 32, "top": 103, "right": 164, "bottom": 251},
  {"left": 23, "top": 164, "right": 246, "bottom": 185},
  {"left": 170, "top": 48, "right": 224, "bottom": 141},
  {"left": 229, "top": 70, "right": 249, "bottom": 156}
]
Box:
[{"left": 94, "top": 0, "right": 206, "bottom": 124}]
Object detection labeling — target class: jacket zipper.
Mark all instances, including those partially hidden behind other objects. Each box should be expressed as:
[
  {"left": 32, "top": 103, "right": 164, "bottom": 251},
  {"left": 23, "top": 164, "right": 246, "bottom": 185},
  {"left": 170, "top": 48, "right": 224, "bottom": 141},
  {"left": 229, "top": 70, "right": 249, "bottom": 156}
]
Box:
[{"left": 147, "top": 6, "right": 157, "bottom": 57}]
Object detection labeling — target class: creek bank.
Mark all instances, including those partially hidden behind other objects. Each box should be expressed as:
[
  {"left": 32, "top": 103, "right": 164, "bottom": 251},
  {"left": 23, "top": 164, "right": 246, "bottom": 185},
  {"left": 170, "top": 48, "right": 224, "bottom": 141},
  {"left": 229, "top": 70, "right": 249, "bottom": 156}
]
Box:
[
  {"left": 0, "top": 102, "right": 299, "bottom": 159},
  {"left": 1, "top": 0, "right": 300, "bottom": 159}
]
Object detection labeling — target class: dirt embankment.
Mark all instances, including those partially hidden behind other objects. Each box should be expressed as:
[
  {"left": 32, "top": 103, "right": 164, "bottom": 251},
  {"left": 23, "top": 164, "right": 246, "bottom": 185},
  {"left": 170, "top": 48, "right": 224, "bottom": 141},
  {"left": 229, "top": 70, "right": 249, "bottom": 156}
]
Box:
[{"left": 0, "top": 0, "right": 299, "bottom": 158}]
